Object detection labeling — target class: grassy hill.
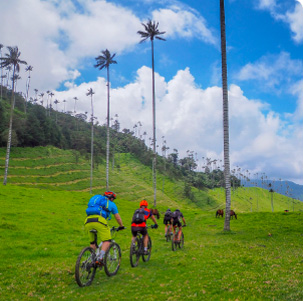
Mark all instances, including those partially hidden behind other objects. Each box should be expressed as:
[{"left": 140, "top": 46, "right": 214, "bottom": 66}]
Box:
[
  {"left": 1, "top": 146, "right": 302, "bottom": 213},
  {"left": 1, "top": 184, "right": 303, "bottom": 300}
]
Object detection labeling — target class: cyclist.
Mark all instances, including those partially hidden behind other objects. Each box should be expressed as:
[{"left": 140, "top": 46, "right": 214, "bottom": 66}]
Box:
[
  {"left": 84, "top": 191, "right": 124, "bottom": 265},
  {"left": 131, "top": 200, "right": 158, "bottom": 255},
  {"left": 171, "top": 209, "right": 186, "bottom": 242},
  {"left": 163, "top": 208, "right": 173, "bottom": 237}
]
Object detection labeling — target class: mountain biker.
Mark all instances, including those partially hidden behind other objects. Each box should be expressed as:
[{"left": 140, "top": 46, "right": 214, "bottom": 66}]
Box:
[
  {"left": 84, "top": 191, "right": 124, "bottom": 265},
  {"left": 163, "top": 208, "right": 173, "bottom": 237},
  {"left": 131, "top": 200, "right": 158, "bottom": 255},
  {"left": 171, "top": 209, "right": 186, "bottom": 242}
]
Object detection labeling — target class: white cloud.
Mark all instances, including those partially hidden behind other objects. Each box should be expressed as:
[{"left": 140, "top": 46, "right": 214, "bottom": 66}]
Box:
[
  {"left": 285, "top": 3, "right": 303, "bottom": 43},
  {"left": 236, "top": 52, "right": 303, "bottom": 92},
  {"left": 55, "top": 66, "right": 303, "bottom": 184},
  {"left": 151, "top": 6, "right": 218, "bottom": 46}
]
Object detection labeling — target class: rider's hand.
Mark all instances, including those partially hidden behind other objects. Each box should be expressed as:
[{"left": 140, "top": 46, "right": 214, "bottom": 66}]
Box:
[
  {"left": 118, "top": 226, "right": 126, "bottom": 231},
  {"left": 152, "top": 224, "right": 158, "bottom": 229}
]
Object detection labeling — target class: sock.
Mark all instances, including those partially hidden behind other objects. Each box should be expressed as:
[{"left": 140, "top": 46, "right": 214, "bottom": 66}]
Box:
[
  {"left": 100, "top": 250, "right": 106, "bottom": 259},
  {"left": 144, "top": 247, "right": 147, "bottom": 251}
]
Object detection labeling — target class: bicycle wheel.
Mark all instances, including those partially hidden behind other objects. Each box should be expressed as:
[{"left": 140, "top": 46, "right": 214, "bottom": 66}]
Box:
[
  {"left": 142, "top": 236, "right": 152, "bottom": 262},
  {"left": 130, "top": 238, "right": 140, "bottom": 267},
  {"left": 75, "top": 247, "right": 97, "bottom": 287},
  {"left": 104, "top": 242, "right": 121, "bottom": 277},
  {"left": 172, "top": 235, "right": 177, "bottom": 251},
  {"left": 179, "top": 232, "right": 184, "bottom": 249}
]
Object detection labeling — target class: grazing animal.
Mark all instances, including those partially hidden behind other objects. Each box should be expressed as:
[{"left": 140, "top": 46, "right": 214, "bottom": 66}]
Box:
[
  {"left": 151, "top": 208, "right": 160, "bottom": 219},
  {"left": 216, "top": 209, "right": 224, "bottom": 218},
  {"left": 230, "top": 210, "right": 237, "bottom": 220}
]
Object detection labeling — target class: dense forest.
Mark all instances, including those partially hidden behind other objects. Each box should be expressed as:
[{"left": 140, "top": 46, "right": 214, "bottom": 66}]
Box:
[{"left": 0, "top": 86, "right": 241, "bottom": 194}]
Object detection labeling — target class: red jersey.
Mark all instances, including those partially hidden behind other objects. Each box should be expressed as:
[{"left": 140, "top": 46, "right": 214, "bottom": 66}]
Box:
[{"left": 131, "top": 208, "right": 153, "bottom": 227}]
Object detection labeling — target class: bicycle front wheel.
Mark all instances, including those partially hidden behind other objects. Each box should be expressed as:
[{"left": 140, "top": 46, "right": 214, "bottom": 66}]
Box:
[
  {"left": 104, "top": 242, "right": 121, "bottom": 277},
  {"left": 130, "top": 238, "right": 140, "bottom": 267},
  {"left": 142, "top": 236, "right": 152, "bottom": 262},
  {"left": 75, "top": 247, "right": 97, "bottom": 287}
]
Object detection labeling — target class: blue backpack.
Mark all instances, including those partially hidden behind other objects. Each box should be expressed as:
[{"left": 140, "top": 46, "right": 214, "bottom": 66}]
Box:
[{"left": 86, "top": 195, "right": 110, "bottom": 219}]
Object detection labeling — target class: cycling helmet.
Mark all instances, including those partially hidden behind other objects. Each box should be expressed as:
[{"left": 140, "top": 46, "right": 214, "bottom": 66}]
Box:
[
  {"left": 175, "top": 209, "right": 180, "bottom": 212},
  {"left": 104, "top": 191, "right": 116, "bottom": 199},
  {"left": 140, "top": 199, "right": 148, "bottom": 207},
  {"left": 167, "top": 208, "right": 171, "bottom": 211}
]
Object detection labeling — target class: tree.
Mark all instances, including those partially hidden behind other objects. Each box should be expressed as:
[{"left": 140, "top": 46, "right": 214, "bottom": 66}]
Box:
[
  {"left": 138, "top": 20, "right": 166, "bottom": 207},
  {"left": 94, "top": 49, "right": 117, "bottom": 190},
  {"left": 220, "top": 0, "right": 232, "bottom": 231},
  {"left": 54, "top": 99, "right": 59, "bottom": 123},
  {"left": 87, "top": 87, "right": 95, "bottom": 194},
  {"left": 0, "top": 46, "right": 27, "bottom": 185},
  {"left": 0, "top": 44, "right": 3, "bottom": 99},
  {"left": 25, "top": 65, "right": 33, "bottom": 112}
]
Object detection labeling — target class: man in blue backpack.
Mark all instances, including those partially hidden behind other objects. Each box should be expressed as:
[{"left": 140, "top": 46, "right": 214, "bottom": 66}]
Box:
[{"left": 84, "top": 191, "right": 125, "bottom": 265}]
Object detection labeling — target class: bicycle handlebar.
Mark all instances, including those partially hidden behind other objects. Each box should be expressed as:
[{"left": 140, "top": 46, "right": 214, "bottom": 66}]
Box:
[{"left": 111, "top": 226, "right": 126, "bottom": 232}]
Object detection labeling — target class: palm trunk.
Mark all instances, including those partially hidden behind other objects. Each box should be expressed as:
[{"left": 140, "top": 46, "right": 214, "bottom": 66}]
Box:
[
  {"left": 106, "top": 67, "right": 110, "bottom": 190},
  {"left": 151, "top": 38, "right": 157, "bottom": 207},
  {"left": 220, "top": 0, "right": 232, "bottom": 231},
  {"left": 3, "top": 65, "right": 16, "bottom": 185}
]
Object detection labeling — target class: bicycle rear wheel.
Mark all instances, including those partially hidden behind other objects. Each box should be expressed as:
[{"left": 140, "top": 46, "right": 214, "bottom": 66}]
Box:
[
  {"left": 104, "top": 242, "right": 121, "bottom": 277},
  {"left": 179, "top": 232, "right": 184, "bottom": 249},
  {"left": 142, "top": 236, "right": 152, "bottom": 262},
  {"left": 130, "top": 237, "right": 140, "bottom": 267},
  {"left": 75, "top": 247, "right": 97, "bottom": 287},
  {"left": 172, "top": 235, "right": 177, "bottom": 251}
]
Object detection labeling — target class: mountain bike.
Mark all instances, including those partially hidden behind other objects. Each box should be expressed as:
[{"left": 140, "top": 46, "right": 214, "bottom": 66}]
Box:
[
  {"left": 172, "top": 224, "right": 186, "bottom": 251},
  {"left": 75, "top": 226, "right": 125, "bottom": 287},
  {"left": 165, "top": 224, "right": 173, "bottom": 242},
  {"left": 130, "top": 225, "right": 155, "bottom": 267}
]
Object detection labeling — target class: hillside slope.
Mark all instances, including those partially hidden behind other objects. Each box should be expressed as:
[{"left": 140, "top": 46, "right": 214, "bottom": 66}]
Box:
[{"left": 1, "top": 146, "right": 302, "bottom": 213}]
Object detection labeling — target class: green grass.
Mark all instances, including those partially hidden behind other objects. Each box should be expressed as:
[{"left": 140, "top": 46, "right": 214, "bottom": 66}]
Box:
[
  {"left": 1, "top": 146, "right": 303, "bottom": 299},
  {"left": 1, "top": 184, "right": 303, "bottom": 300}
]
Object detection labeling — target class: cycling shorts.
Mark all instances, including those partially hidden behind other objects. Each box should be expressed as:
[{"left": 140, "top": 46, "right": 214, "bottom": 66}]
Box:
[
  {"left": 131, "top": 226, "right": 147, "bottom": 237},
  {"left": 173, "top": 220, "right": 182, "bottom": 228},
  {"left": 84, "top": 215, "right": 111, "bottom": 243},
  {"left": 163, "top": 217, "right": 172, "bottom": 225}
]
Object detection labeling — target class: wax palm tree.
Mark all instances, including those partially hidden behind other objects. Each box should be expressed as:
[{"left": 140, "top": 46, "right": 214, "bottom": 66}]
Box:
[
  {"left": 54, "top": 99, "right": 59, "bottom": 123},
  {"left": 138, "top": 20, "right": 165, "bottom": 207},
  {"left": 63, "top": 99, "right": 67, "bottom": 112},
  {"left": 39, "top": 92, "right": 44, "bottom": 106},
  {"left": 220, "top": 0, "right": 232, "bottom": 231},
  {"left": 87, "top": 87, "right": 95, "bottom": 194},
  {"left": 73, "top": 96, "right": 78, "bottom": 113},
  {"left": 0, "top": 44, "right": 3, "bottom": 99},
  {"left": 0, "top": 46, "right": 27, "bottom": 185},
  {"left": 94, "top": 49, "right": 117, "bottom": 190},
  {"left": 49, "top": 92, "right": 54, "bottom": 115},
  {"left": 25, "top": 65, "right": 33, "bottom": 112}
]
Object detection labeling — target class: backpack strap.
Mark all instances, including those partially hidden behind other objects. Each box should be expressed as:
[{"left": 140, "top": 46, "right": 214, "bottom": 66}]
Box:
[{"left": 102, "top": 199, "right": 110, "bottom": 213}]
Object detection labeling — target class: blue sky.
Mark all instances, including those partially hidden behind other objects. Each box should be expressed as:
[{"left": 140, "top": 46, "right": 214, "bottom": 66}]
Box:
[{"left": 1, "top": 0, "right": 303, "bottom": 185}]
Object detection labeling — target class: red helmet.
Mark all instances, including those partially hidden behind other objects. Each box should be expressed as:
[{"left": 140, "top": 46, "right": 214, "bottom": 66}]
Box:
[
  {"left": 104, "top": 191, "right": 116, "bottom": 199},
  {"left": 140, "top": 199, "right": 148, "bottom": 207}
]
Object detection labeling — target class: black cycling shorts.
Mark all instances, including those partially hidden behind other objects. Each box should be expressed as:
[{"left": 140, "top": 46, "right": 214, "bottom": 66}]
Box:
[
  {"left": 131, "top": 226, "right": 147, "bottom": 237},
  {"left": 163, "top": 218, "right": 172, "bottom": 225},
  {"left": 173, "top": 220, "right": 182, "bottom": 227}
]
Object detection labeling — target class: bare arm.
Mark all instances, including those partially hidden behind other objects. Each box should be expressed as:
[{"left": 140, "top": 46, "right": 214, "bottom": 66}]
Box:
[
  {"left": 151, "top": 215, "right": 157, "bottom": 224},
  {"left": 114, "top": 213, "right": 124, "bottom": 227},
  {"left": 182, "top": 217, "right": 186, "bottom": 225}
]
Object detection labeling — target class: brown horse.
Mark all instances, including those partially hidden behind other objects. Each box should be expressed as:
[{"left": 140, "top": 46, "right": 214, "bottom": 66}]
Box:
[
  {"left": 230, "top": 210, "right": 237, "bottom": 220},
  {"left": 151, "top": 208, "right": 160, "bottom": 219},
  {"left": 216, "top": 209, "right": 224, "bottom": 218}
]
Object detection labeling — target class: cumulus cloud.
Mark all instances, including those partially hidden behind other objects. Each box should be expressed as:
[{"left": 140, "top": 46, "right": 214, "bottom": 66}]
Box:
[
  {"left": 151, "top": 6, "right": 218, "bottom": 46},
  {"left": 55, "top": 66, "right": 303, "bottom": 184},
  {"left": 285, "top": 3, "right": 303, "bottom": 43}
]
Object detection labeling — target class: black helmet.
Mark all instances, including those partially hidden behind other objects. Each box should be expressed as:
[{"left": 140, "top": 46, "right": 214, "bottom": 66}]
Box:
[
  {"left": 167, "top": 208, "right": 171, "bottom": 211},
  {"left": 175, "top": 209, "right": 180, "bottom": 212},
  {"left": 104, "top": 191, "right": 116, "bottom": 199}
]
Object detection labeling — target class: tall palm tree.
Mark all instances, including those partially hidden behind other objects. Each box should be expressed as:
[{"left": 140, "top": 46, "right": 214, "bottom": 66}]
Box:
[
  {"left": 94, "top": 49, "right": 117, "bottom": 190},
  {"left": 138, "top": 20, "right": 165, "bottom": 207},
  {"left": 87, "top": 87, "right": 95, "bottom": 194},
  {"left": 220, "top": 0, "right": 232, "bottom": 231},
  {"left": 0, "top": 46, "right": 27, "bottom": 185},
  {"left": 73, "top": 96, "right": 78, "bottom": 113},
  {"left": 63, "top": 99, "right": 67, "bottom": 112},
  {"left": 54, "top": 99, "right": 59, "bottom": 123},
  {"left": 25, "top": 65, "right": 33, "bottom": 112},
  {"left": 49, "top": 92, "right": 54, "bottom": 115},
  {"left": 0, "top": 44, "right": 3, "bottom": 99},
  {"left": 39, "top": 92, "right": 44, "bottom": 106}
]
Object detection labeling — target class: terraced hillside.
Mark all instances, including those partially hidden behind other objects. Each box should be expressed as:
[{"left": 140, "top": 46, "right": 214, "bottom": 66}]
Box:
[{"left": 1, "top": 146, "right": 302, "bottom": 213}]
